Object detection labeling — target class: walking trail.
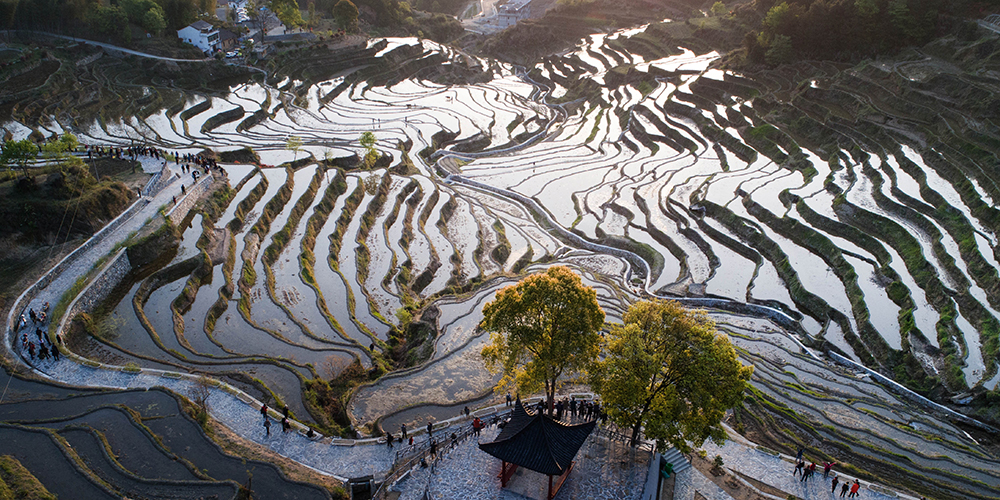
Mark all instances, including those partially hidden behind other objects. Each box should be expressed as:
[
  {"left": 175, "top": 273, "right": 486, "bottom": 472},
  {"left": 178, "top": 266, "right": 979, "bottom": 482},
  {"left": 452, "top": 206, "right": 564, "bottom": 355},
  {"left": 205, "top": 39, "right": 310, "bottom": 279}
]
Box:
[{"left": 2, "top": 161, "right": 921, "bottom": 498}]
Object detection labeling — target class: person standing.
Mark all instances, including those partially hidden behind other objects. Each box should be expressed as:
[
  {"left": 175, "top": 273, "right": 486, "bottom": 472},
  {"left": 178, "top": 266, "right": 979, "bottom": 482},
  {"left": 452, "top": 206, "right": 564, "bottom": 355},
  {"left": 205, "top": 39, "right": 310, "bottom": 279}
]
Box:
[
  {"left": 260, "top": 404, "right": 268, "bottom": 420},
  {"left": 831, "top": 474, "right": 839, "bottom": 493},
  {"left": 401, "top": 423, "right": 407, "bottom": 440},
  {"left": 426, "top": 421, "right": 433, "bottom": 437},
  {"left": 796, "top": 447, "right": 804, "bottom": 462},
  {"left": 264, "top": 417, "right": 271, "bottom": 437},
  {"left": 386, "top": 433, "right": 393, "bottom": 448},
  {"left": 824, "top": 462, "right": 836, "bottom": 478},
  {"left": 429, "top": 440, "right": 437, "bottom": 458},
  {"left": 849, "top": 480, "right": 860, "bottom": 498},
  {"left": 506, "top": 392, "right": 512, "bottom": 406}
]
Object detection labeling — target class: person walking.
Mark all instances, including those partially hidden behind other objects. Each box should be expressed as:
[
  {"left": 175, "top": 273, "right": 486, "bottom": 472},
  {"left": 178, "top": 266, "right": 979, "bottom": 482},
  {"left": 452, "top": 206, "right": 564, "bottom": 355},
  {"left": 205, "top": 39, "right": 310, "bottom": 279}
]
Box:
[
  {"left": 386, "top": 433, "right": 393, "bottom": 448},
  {"left": 426, "top": 421, "right": 433, "bottom": 437},
  {"left": 260, "top": 404, "right": 268, "bottom": 419},
  {"left": 831, "top": 474, "right": 839, "bottom": 493},
  {"left": 464, "top": 406, "right": 470, "bottom": 418},
  {"left": 793, "top": 460, "right": 804, "bottom": 477},
  {"left": 840, "top": 482, "right": 849, "bottom": 497},
  {"left": 264, "top": 417, "right": 271, "bottom": 437},
  {"left": 401, "top": 423, "right": 407, "bottom": 440},
  {"left": 429, "top": 440, "right": 437, "bottom": 458},
  {"left": 849, "top": 480, "right": 860, "bottom": 498}
]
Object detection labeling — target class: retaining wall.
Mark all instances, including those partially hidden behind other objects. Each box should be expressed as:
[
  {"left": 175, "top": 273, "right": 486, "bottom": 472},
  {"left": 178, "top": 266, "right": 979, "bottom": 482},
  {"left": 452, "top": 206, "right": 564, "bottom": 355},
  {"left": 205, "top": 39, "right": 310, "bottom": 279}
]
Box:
[
  {"left": 141, "top": 164, "right": 171, "bottom": 196},
  {"left": 167, "top": 174, "right": 212, "bottom": 224},
  {"left": 5, "top": 161, "right": 172, "bottom": 359},
  {"left": 67, "top": 249, "right": 132, "bottom": 319}
]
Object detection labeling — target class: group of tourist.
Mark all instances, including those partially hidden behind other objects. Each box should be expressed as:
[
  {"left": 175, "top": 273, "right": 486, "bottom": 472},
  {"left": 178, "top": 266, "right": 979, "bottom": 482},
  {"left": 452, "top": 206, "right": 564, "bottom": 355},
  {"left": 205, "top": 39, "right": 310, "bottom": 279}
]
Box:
[
  {"left": 85, "top": 144, "right": 165, "bottom": 162},
  {"left": 173, "top": 151, "right": 221, "bottom": 171},
  {"left": 260, "top": 403, "right": 296, "bottom": 437},
  {"left": 17, "top": 302, "right": 60, "bottom": 364},
  {"left": 541, "top": 397, "right": 603, "bottom": 422},
  {"left": 794, "top": 447, "right": 862, "bottom": 497}
]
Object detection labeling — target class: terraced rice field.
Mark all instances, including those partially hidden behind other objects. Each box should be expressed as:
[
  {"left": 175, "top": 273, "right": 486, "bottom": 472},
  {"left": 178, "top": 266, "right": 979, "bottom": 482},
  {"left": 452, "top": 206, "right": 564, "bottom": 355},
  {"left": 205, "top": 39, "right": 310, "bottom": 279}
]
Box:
[
  {"left": 0, "top": 369, "right": 329, "bottom": 499},
  {"left": 4, "top": 25, "right": 1000, "bottom": 498}
]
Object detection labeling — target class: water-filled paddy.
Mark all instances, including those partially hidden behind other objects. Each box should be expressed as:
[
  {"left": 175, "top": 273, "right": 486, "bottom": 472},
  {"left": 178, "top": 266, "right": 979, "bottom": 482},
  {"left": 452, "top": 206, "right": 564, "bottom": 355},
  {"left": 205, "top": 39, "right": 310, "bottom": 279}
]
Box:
[{"left": 6, "top": 24, "right": 1000, "bottom": 495}]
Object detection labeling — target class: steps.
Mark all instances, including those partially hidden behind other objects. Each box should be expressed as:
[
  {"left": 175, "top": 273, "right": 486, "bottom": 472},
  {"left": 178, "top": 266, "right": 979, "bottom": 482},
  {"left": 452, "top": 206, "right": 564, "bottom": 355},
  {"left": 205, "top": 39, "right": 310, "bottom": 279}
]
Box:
[{"left": 660, "top": 447, "right": 691, "bottom": 475}]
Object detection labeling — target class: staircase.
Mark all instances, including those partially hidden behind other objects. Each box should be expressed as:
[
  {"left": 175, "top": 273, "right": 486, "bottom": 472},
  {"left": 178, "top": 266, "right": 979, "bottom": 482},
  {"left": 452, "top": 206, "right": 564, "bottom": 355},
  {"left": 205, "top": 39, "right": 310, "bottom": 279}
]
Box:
[{"left": 659, "top": 447, "right": 691, "bottom": 476}]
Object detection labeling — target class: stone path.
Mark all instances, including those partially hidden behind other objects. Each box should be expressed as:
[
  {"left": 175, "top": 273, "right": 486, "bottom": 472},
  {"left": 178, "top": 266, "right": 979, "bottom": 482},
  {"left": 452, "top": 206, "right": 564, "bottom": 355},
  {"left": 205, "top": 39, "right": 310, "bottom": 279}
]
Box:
[
  {"left": 686, "top": 435, "right": 903, "bottom": 500},
  {"left": 391, "top": 420, "right": 650, "bottom": 500}
]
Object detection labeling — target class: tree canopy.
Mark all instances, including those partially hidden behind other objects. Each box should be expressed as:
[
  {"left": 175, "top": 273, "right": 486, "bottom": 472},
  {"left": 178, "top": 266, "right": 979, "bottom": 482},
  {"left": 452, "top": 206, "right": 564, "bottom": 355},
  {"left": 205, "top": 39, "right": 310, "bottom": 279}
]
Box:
[
  {"left": 590, "top": 299, "right": 752, "bottom": 450},
  {"left": 1, "top": 139, "right": 39, "bottom": 180},
  {"left": 332, "top": 0, "right": 358, "bottom": 31},
  {"left": 286, "top": 135, "right": 304, "bottom": 161},
  {"left": 480, "top": 266, "right": 605, "bottom": 415},
  {"left": 736, "top": 0, "right": 961, "bottom": 63}
]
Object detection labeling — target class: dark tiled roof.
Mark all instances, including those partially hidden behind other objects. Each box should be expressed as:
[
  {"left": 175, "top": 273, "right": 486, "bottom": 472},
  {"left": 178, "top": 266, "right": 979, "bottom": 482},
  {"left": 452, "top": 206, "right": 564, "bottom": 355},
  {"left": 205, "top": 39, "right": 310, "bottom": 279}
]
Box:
[
  {"left": 190, "top": 20, "right": 214, "bottom": 31},
  {"left": 479, "top": 400, "right": 595, "bottom": 476}
]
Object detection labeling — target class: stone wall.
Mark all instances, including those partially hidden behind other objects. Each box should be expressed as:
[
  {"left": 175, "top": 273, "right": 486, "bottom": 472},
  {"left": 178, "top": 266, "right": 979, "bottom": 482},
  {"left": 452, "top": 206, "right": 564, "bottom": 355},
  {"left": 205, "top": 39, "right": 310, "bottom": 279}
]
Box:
[
  {"left": 68, "top": 249, "right": 132, "bottom": 318},
  {"left": 6, "top": 160, "right": 171, "bottom": 352},
  {"left": 167, "top": 174, "right": 212, "bottom": 224},
  {"left": 640, "top": 452, "right": 662, "bottom": 500},
  {"left": 75, "top": 50, "right": 103, "bottom": 67}
]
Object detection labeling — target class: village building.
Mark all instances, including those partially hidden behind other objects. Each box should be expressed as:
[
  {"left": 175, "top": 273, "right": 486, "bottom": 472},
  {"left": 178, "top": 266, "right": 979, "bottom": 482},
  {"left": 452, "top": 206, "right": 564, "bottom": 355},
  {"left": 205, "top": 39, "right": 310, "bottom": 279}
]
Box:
[{"left": 177, "top": 20, "right": 221, "bottom": 53}]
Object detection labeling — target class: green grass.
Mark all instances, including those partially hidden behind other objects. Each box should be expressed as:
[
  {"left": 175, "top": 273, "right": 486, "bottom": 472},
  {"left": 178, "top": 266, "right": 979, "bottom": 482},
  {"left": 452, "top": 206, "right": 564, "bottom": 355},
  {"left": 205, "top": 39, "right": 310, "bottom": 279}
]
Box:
[{"left": 0, "top": 455, "right": 56, "bottom": 500}]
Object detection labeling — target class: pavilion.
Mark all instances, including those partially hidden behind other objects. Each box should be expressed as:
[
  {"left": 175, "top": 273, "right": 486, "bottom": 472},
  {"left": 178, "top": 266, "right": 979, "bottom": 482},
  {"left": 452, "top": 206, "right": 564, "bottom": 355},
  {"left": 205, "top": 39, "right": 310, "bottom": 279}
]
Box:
[{"left": 479, "top": 399, "right": 596, "bottom": 500}]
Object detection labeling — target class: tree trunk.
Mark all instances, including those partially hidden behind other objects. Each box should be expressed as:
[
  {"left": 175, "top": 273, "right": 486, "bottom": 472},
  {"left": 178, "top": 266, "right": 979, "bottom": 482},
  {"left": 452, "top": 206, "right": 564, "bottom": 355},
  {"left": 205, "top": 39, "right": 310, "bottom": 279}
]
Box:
[
  {"left": 546, "top": 380, "right": 554, "bottom": 416},
  {"left": 630, "top": 420, "right": 642, "bottom": 447}
]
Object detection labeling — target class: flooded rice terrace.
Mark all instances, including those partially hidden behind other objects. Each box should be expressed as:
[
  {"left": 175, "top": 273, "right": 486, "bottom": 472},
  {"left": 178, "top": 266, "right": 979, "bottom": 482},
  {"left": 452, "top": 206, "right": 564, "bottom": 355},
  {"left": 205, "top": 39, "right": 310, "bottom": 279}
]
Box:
[{"left": 6, "top": 25, "right": 1000, "bottom": 496}]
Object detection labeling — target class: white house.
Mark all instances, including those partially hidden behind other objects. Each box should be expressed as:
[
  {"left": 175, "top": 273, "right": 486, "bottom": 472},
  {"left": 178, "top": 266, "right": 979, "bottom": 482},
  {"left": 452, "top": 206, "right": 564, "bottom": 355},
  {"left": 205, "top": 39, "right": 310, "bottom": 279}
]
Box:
[
  {"left": 497, "top": 0, "right": 530, "bottom": 28},
  {"left": 177, "top": 20, "right": 221, "bottom": 53}
]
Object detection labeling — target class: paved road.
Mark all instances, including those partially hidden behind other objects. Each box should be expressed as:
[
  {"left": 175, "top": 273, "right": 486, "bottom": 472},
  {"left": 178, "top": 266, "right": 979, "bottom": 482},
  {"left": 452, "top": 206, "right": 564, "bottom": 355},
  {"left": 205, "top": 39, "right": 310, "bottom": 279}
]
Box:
[{"left": 3, "top": 30, "right": 211, "bottom": 62}]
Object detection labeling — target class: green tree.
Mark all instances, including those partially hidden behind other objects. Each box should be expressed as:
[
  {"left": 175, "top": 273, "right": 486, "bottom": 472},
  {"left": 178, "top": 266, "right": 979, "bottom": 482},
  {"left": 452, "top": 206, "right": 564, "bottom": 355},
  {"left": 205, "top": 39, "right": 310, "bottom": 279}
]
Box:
[
  {"left": 142, "top": 7, "right": 167, "bottom": 33},
  {"left": 359, "top": 131, "right": 378, "bottom": 168},
  {"left": 275, "top": 0, "right": 303, "bottom": 28},
  {"left": 154, "top": 0, "right": 198, "bottom": 31},
  {"left": 765, "top": 33, "right": 792, "bottom": 65},
  {"left": 480, "top": 266, "right": 605, "bottom": 416},
  {"left": 854, "top": 0, "right": 879, "bottom": 18},
  {"left": 763, "top": 2, "right": 790, "bottom": 32},
  {"left": 307, "top": 0, "right": 316, "bottom": 26},
  {"left": 40, "top": 134, "right": 78, "bottom": 159},
  {"left": 332, "top": 0, "right": 357, "bottom": 31},
  {"left": 1, "top": 139, "right": 39, "bottom": 180},
  {"left": 711, "top": 1, "right": 726, "bottom": 16},
  {"left": 590, "top": 300, "right": 752, "bottom": 449},
  {"left": 286, "top": 135, "right": 303, "bottom": 161}
]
